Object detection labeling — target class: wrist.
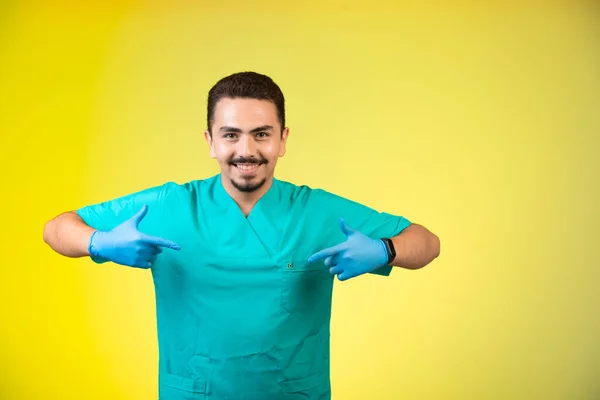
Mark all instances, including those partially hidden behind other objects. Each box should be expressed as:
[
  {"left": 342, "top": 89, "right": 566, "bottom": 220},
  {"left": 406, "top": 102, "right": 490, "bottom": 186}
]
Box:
[
  {"left": 379, "top": 238, "right": 396, "bottom": 265},
  {"left": 87, "top": 230, "right": 110, "bottom": 264},
  {"left": 88, "top": 230, "right": 100, "bottom": 256}
]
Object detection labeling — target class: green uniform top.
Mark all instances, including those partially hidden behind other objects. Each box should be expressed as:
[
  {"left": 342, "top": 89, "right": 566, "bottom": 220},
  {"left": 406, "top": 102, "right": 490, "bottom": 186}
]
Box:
[{"left": 76, "top": 174, "right": 411, "bottom": 399}]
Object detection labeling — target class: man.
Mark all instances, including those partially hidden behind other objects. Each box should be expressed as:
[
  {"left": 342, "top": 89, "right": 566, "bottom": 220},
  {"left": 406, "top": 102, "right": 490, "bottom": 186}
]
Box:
[{"left": 43, "top": 71, "right": 440, "bottom": 399}]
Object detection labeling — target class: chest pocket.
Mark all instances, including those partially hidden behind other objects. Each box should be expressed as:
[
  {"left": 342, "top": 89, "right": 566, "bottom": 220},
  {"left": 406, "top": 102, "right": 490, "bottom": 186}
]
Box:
[{"left": 280, "top": 257, "right": 333, "bottom": 314}]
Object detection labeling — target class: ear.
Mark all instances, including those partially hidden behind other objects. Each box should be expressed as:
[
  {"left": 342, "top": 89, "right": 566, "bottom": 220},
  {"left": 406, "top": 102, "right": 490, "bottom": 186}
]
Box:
[
  {"left": 278, "top": 127, "right": 289, "bottom": 157},
  {"left": 204, "top": 130, "right": 216, "bottom": 159}
]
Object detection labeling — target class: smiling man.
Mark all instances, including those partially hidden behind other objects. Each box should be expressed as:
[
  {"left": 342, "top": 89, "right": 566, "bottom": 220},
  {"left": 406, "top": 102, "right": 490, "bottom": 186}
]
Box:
[
  {"left": 206, "top": 90, "right": 290, "bottom": 216},
  {"left": 43, "top": 71, "right": 440, "bottom": 399}
]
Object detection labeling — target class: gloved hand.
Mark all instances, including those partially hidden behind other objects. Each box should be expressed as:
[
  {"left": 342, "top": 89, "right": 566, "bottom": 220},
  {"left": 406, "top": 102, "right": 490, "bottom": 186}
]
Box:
[
  {"left": 308, "top": 218, "right": 388, "bottom": 281},
  {"left": 88, "top": 204, "right": 180, "bottom": 268}
]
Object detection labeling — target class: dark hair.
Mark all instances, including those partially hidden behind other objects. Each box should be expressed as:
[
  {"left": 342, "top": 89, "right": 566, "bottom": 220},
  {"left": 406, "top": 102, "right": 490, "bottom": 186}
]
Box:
[{"left": 207, "top": 71, "right": 285, "bottom": 136}]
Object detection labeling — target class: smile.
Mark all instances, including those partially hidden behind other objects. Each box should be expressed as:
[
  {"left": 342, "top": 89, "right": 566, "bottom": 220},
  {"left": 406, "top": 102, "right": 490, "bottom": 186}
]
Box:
[{"left": 234, "top": 163, "right": 261, "bottom": 174}]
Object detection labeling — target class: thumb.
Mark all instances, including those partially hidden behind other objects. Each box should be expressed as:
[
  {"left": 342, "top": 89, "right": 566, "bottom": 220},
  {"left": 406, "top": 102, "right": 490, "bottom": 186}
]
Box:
[
  {"left": 338, "top": 217, "right": 356, "bottom": 237},
  {"left": 128, "top": 205, "right": 149, "bottom": 228}
]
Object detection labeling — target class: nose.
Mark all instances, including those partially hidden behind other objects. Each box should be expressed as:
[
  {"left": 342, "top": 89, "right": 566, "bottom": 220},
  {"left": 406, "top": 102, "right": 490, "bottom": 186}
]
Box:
[{"left": 236, "top": 134, "right": 257, "bottom": 157}]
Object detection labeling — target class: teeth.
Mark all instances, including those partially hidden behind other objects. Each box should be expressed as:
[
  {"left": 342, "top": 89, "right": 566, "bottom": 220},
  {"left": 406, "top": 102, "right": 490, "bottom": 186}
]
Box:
[{"left": 237, "top": 164, "right": 259, "bottom": 171}]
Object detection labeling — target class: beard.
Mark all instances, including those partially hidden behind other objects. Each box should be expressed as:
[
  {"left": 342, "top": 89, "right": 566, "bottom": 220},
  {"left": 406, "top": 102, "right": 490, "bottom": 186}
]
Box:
[
  {"left": 230, "top": 176, "right": 267, "bottom": 193},
  {"left": 228, "top": 155, "right": 268, "bottom": 193}
]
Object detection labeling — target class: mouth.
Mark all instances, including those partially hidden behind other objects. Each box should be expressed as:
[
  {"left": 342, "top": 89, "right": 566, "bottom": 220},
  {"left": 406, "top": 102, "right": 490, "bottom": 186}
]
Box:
[{"left": 233, "top": 163, "right": 262, "bottom": 175}]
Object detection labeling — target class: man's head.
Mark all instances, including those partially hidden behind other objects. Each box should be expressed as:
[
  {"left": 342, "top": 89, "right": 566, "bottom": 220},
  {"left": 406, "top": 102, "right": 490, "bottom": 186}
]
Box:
[{"left": 204, "top": 72, "right": 289, "bottom": 194}]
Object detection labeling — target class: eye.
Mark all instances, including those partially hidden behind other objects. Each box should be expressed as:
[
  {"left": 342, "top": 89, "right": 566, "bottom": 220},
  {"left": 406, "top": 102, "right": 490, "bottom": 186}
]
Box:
[
  {"left": 256, "top": 132, "right": 269, "bottom": 138},
  {"left": 223, "top": 133, "right": 237, "bottom": 139}
]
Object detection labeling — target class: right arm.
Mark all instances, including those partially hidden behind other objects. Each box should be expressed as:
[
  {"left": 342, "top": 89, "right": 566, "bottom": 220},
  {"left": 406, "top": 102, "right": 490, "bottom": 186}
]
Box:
[
  {"left": 43, "top": 182, "right": 181, "bottom": 269},
  {"left": 43, "top": 211, "right": 96, "bottom": 258}
]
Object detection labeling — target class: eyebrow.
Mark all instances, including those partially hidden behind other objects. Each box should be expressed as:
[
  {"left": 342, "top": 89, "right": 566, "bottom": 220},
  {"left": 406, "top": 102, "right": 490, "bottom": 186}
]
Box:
[{"left": 219, "top": 125, "right": 274, "bottom": 134}]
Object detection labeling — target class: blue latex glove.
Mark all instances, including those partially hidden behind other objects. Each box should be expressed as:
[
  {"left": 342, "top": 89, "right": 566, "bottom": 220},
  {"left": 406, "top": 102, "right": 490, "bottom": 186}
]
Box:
[
  {"left": 88, "top": 205, "right": 180, "bottom": 268},
  {"left": 308, "top": 218, "right": 389, "bottom": 281}
]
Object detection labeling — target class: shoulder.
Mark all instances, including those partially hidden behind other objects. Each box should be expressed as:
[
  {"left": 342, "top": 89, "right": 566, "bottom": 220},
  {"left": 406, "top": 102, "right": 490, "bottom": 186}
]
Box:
[
  {"left": 160, "top": 175, "right": 219, "bottom": 196},
  {"left": 273, "top": 178, "right": 355, "bottom": 207},
  {"left": 274, "top": 177, "right": 319, "bottom": 199},
  {"left": 274, "top": 178, "right": 393, "bottom": 222}
]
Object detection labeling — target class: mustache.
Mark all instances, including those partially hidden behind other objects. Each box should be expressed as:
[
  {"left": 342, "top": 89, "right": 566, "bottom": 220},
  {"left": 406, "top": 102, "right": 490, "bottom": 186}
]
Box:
[{"left": 229, "top": 156, "right": 267, "bottom": 165}]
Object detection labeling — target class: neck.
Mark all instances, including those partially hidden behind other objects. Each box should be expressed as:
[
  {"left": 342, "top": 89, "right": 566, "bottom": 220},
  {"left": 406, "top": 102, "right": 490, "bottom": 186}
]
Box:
[{"left": 221, "top": 175, "right": 273, "bottom": 217}]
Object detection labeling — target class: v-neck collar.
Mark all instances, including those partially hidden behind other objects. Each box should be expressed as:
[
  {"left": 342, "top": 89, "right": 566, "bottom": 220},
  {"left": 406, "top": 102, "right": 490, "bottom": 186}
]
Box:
[
  {"left": 212, "top": 174, "right": 283, "bottom": 259},
  {"left": 212, "top": 174, "right": 278, "bottom": 216}
]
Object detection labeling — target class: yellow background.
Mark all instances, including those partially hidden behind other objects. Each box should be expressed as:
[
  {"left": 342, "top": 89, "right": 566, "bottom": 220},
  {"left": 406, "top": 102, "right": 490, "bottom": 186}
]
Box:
[{"left": 1, "top": 1, "right": 599, "bottom": 399}]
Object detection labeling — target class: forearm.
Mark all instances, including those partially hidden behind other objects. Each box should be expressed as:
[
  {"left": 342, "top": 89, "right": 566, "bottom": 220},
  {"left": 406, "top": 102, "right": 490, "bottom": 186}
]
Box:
[
  {"left": 390, "top": 224, "right": 440, "bottom": 270},
  {"left": 43, "top": 211, "right": 95, "bottom": 258}
]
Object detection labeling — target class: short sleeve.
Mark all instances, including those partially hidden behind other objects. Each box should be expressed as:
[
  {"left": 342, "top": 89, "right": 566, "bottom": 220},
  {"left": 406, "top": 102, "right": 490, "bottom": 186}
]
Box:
[
  {"left": 312, "top": 189, "right": 412, "bottom": 276},
  {"left": 75, "top": 182, "right": 175, "bottom": 263}
]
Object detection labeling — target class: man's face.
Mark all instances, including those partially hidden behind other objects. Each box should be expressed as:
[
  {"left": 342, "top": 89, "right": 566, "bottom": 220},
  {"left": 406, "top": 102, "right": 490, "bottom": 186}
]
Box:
[{"left": 205, "top": 97, "right": 289, "bottom": 193}]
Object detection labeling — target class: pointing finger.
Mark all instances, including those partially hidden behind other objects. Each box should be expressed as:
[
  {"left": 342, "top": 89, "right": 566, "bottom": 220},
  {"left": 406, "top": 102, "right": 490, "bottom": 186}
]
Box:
[
  {"left": 143, "top": 244, "right": 163, "bottom": 255},
  {"left": 308, "top": 243, "right": 345, "bottom": 263},
  {"left": 141, "top": 234, "right": 181, "bottom": 250}
]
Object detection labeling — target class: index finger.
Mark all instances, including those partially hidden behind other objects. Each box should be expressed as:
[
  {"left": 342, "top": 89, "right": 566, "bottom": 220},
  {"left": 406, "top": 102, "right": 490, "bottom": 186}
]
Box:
[
  {"left": 141, "top": 234, "right": 181, "bottom": 250},
  {"left": 308, "top": 243, "right": 345, "bottom": 263}
]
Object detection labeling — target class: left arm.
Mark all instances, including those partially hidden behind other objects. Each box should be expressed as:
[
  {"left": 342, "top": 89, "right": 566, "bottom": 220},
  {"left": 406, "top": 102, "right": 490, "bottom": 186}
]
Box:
[
  {"left": 389, "top": 223, "right": 440, "bottom": 270},
  {"left": 306, "top": 189, "right": 440, "bottom": 280}
]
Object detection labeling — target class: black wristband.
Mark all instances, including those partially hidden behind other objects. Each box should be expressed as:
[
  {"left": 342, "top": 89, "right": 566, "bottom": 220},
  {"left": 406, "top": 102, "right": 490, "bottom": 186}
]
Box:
[{"left": 381, "top": 238, "right": 396, "bottom": 264}]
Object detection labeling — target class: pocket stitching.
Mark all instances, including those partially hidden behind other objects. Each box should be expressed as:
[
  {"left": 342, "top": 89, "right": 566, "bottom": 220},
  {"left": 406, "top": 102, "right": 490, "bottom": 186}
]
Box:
[
  {"left": 280, "top": 371, "right": 325, "bottom": 393},
  {"left": 280, "top": 258, "right": 330, "bottom": 314},
  {"left": 163, "top": 371, "right": 207, "bottom": 394}
]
